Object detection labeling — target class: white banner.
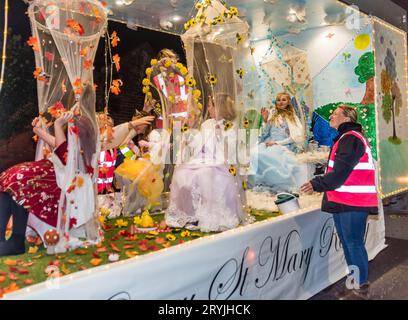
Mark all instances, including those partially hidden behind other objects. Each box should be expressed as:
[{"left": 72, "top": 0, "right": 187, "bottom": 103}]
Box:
[{"left": 6, "top": 206, "right": 386, "bottom": 300}]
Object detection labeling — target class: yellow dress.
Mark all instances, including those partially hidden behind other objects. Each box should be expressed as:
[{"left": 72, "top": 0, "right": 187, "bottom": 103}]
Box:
[{"left": 115, "top": 157, "right": 164, "bottom": 205}]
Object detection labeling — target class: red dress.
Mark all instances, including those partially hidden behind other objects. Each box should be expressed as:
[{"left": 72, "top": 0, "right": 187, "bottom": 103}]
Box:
[{"left": 0, "top": 142, "right": 68, "bottom": 229}]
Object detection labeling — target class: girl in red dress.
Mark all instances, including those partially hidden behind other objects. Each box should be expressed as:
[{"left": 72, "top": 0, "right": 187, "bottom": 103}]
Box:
[{"left": 0, "top": 111, "right": 74, "bottom": 256}]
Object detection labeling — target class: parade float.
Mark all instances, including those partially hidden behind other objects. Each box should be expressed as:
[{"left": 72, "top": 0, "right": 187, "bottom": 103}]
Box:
[{"left": 1, "top": 0, "right": 407, "bottom": 299}]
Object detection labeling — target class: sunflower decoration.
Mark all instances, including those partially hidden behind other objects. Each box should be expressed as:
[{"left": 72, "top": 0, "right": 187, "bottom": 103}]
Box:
[
  {"left": 207, "top": 74, "right": 217, "bottom": 86},
  {"left": 196, "top": 13, "right": 207, "bottom": 25},
  {"left": 243, "top": 118, "right": 250, "bottom": 129},
  {"left": 212, "top": 16, "right": 225, "bottom": 25},
  {"left": 242, "top": 180, "right": 248, "bottom": 190},
  {"left": 228, "top": 6, "right": 239, "bottom": 17},
  {"left": 195, "top": 3, "right": 204, "bottom": 10},
  {"left": 186, "top": 76, "right": 197, "bottom": 87},
  {"left": 181, "top": 124, "right": 189, "bottom": 133},
  {"left": 236, "top": 68, "right": 245, "bottom": 79},
  {"left": 224, "top": 120, "right": 233, "bottom": 131},
  {"left": 229, "top": 165, "right": 237, "bottom": 176},
  {"left": 236, "top": 33, "right": 243, "bottom": 44}
]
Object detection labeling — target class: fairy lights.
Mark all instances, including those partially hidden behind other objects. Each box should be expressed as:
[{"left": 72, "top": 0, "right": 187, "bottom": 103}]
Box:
[{"left": 0, "top": 0, "right": 9, "bottom": 94}]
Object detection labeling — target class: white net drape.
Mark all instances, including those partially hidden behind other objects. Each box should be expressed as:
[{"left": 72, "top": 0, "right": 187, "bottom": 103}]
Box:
[{"left": 28, "top": 0, "right": 107, "bottom": 251}]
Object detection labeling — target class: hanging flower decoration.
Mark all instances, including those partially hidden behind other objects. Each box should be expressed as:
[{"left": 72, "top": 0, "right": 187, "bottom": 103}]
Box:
[
  {"left": 112, "top": 54, "right": 121, "bottom": 72},
  {"left": 73, "top": 78, "right": 83, "bottom": 95},
  {"left": 185, "top": 76, "right": 196, "bottom": 87},
  {"left": 44, "top": 51, "right": 55, "bottom": 62},
  {"left": 223, "top": 120, "right": 233, "bottom": 131},
  {"left": 111, "top": 31, "right": 120, "bottom": 47},
  {"left": 181, "top": 124, "right": 189, "bottom": 133},
  {"left": 150, "top": 59, "right": 158, "bottom": 66},
  {"left": 236, "top": 33, "right": 243, "bottom": 44},
  {"left": 48, "top": 102, "right": 66, "bottom": 118},
  {"left": 145, "top": 67, "right": 152, "bottom": 76},
  {"left": 66, "top": 19, "right": 85, "bottom": 36},
  {"left": 83, "top": 60, "right": 93, "bottom": 70},
  {"left": 27, "top": 36, "right": 39, "bottom": 51},
  {"left": 80, "top": 47, "right": 89, "bottom": 57},
  {"left": 110, "top": 79, "right": 123, "bottom": 95},
  {"left": 236, "top": 68, "right": 245, "bottom": 79},
  {"left": 229, "top": 165, "right": 237, "bottom": 176},
  {"left": 33, "top": 67, "right": 49, "bottom": 83},
  {"left": 207, "top": 74, "right": 217, "bottom": 86},
  {"left": 243, "top": 118, "right": 250, "bottom": 128}
]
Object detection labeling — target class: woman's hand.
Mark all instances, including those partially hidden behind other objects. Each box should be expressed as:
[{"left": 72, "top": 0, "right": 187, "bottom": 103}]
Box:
[
  {"left": 261, "top": 107, "right": 269, "bottom": 123},
  {"left": 32, "top": 116, "right": 42, "bottom": 128},
  {"left": 300, "top": 182, "right": 314, "bottom": 194},
  {"left": 266, "top": 140, "right": 277, "bottom": 147},
  {"left": 55, "top": 111, "right": 74, "bottom": 126},
  {"left": 130, "top": 116, "right": 155, "bottom": 128}
]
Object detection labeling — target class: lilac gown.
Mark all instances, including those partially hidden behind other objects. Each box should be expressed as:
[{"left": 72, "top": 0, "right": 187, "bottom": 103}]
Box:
[{"left": 165, "top": 119, "right": 248, "bottom": 232}]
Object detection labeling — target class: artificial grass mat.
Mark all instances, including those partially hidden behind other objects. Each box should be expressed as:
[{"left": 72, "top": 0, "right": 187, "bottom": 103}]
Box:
[{"left": 0, "top": 209, "right": 280, "bottom": 297}]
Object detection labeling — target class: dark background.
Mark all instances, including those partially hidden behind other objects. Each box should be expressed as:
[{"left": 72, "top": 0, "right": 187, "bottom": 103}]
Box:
[
  {"left": 0, "top": 0, "right": 406, "bottom": 172},
  {"left": 0, "top": 0, "right": 185, "bottom": 171}
]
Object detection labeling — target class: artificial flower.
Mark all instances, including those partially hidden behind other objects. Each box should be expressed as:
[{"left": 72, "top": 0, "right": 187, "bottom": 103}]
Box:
[
  {"left": 207, "top": 74, "right": 217, "bottom": 86},
  {"left": 48, "top": 102, "right": 66, "bottom": 118},
  {"left": 181, "top": 124, "right": 189, "bottom": 133},
  {"left": 90, "top": 258, "right": 102, "bottom": 266},
  {"left": 67, "top": 19, "right": 85, "bottom": 36},
  {"left": 145, "top": 67, "right": 152, "bottom": 76},
  {"left": 180, "top": 67, "right": 188, "bottom": 76},
  {"left": 84, "top": 60, "right": 93, "bottom": 70},
  {"left": 186, "top": 76, "right": 196, "bottom": 87},
  {"left": 243, "top": 118, "right": 250, "bottom": 128},
  {"left": 180, "top": 230, "right": 190, "bottom": 237},
  {"left": 236, "top": 33, "right": 243, "bottom": 44},
  {"left": 110, "top": 79, "right": 123, "bottom": 95},
  {"left": 192, "top": 89, "right": 201, "bottom": 99},
  {"left": 113, "top": 54, "right": 121, "bottom": 72},
  {"left": 236, "top": 68, "right": 245, "bottom": 79},
  {"left": 229, "top": 165, "right": 237, "bottom": 176},
  {"left": 228, "top": 6, "right": 239, "bottom": 17},
  {"left": 164, "top": 59, "right": 172, "bottom": 68},
  {"left": 142, "top": 78, "right": 150, "bottom": 86},
  {"left": 224, "top": 120, "right": 233, "bottom": 130},
  {"left": 166, "top": 234, "right": 176, "bottom": 241},
  {"left": 115, "top": 219, "right": 128, "bottom": 228},
  {"left": 150, "top": 59, "right": 158, "bottom": 66},
  {"left": 80, "top": 47, "right": 89, "bottom": 57},
  {"left": 111, "top": 31, "right": 120, "bottom": 47},
  {"left": 27, "top": 36, "right": 39, "bottom": 51}
]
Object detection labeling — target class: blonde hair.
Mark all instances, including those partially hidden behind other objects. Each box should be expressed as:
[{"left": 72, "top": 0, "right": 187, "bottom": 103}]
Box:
[
  {"left": 270, "top": 92, "right": 296, "bottom": 124},
  {"left": 338, "top": 105, "right": 358, "bottom": 123},
  {"left": 157, "top": 48, "right": 179, "bottom": 62},
  {"left": 214, "top": 93, "right": 237, "bottom": 121}
]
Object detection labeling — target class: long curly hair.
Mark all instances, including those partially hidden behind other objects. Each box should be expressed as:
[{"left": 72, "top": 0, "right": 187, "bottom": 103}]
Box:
[{"left": 270, "top": 92, "right": 296, "bottom": 124}]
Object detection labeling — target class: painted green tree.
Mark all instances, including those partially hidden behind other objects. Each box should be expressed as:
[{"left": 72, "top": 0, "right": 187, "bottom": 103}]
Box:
[
  {"left": 381, "top": 48, "right": 401, "bottom": 144},
  {"left": 354, "top": 51, "right": 375, "bottom": 105}
]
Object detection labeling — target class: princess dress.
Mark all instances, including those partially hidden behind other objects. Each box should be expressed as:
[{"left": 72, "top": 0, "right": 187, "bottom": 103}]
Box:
[
  {"left": 114, "top": 130, "right": 166, "bottom": 215},
  {"left": 249, "top": 115, "right": 308, "bottom": 193},
  {"left": 0, "top": 142, "right": 67, "bottom": 241},
  {"left": 165, "top": 119, "right": 249, "bottom": 232}
]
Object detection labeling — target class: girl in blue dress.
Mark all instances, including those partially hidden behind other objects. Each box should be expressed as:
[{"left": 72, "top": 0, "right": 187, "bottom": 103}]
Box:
[{"left": 249, "top": 92, "right": 307, "bottom": 193}]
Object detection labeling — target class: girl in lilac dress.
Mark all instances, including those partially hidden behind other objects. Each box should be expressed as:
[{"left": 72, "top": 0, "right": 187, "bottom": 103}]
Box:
[{"left": 165, "top": 94, "right": 249, "bottom": 232}]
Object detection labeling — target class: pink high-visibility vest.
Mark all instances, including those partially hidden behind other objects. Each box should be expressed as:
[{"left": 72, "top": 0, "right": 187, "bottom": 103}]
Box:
[{"left": 326, "top": 131, "right": 378, "bottom": 207}]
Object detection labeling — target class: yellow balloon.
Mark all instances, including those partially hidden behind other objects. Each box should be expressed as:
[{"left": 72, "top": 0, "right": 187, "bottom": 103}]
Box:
[{"left": 354, "top": 34, "right": 371, "bottom": 50}]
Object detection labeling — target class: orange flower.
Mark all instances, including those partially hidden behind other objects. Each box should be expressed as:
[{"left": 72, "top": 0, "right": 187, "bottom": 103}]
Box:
[
  {"left": 48, "top": 101, "right": 66, "bottom": 118},
  {"left": 74, "top": 78, "right": 83, "bottom": 95},
  {"left": 33, "top": 67, "right": 48, "bottom": 83},
  {"left": 84, "top": 60, "right": 93, "bottom": 70},
  {"left": 90, "top": 258, "right": 102, "bottom": 266},
  {"left": 113, "top": 54, "right": 121, "bottom": 72},
  {"left": 76, "top": 176, "right": 84, "bottom": 188},
  {"left": 110, "top": 79, "right": 123, "bottom": 95},
  {"left": 67, "top": 19, "right": 85, "bottom": 36},
  {"left": 27, "top": 36, "right": 39, "bottom": 51},
  {"left": 80, "top": 47, "right": 89, "bottom": 57},
  {"left": 111, "top": 31, "right": 120, "bottom": 47}
]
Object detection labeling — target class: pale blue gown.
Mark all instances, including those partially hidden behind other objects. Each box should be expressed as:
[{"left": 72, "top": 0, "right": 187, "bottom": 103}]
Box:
[{"left": 248, "top": 119, "right": 305, "bottom": 193}]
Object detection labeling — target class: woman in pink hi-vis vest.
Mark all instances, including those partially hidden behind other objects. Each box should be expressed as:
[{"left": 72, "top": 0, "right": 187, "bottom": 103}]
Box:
[{"left": 301, "top": 105, "right": 378, "bottom": 300}]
